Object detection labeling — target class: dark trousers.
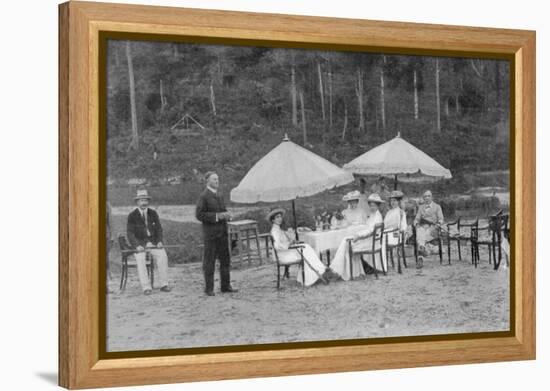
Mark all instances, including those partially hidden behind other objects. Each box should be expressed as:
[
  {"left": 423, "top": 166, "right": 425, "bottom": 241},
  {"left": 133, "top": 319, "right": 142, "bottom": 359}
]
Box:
[{"left": 202, "top": 234, "right": 231, "bottom": 293}]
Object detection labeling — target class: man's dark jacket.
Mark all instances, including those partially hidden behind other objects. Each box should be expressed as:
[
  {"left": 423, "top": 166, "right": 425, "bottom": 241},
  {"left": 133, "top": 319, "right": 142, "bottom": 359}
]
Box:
[
  {"left": 195, "top": 188, "right": 228, "bottom": 238},
  {"left": 127, "top": 208, "right": 163, "bottom": 248}
]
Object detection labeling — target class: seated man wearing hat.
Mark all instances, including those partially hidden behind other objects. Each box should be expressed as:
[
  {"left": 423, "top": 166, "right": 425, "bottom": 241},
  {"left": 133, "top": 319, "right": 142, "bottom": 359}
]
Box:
[
  {"left": 127, "top": 188, "right": 171, "bottom": 295},
  {"left": 341, "top": 190, "right": 367, "bottom": 226},
  {"left": 414, "top": 190, "right": 444, "bottom": 261}
]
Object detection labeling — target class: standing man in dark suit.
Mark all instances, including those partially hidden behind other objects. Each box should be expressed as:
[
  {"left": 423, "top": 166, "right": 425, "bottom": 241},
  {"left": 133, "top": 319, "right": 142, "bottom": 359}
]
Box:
[
  {"left": 195, "top": 172, "right": 238, "bottom": 296},
  {"left": 127, "top": 188, "right": 171, "bottom": 295}
]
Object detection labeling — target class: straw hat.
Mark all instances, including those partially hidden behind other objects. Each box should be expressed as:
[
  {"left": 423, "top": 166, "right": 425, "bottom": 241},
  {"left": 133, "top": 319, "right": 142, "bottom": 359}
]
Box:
[
  {"left": 342, "top": 190, "right": 361, "bottom": 202},
  {"left": 134, "top": 189, "right": 151, "bottom": 200},
  {"left": 389, "top": 190, "right": 404, "bottom": 200},
  {"left": 366, "top": 193, "right": 385, "bottom": 204},
  {"left": 266, "top": 207, "right": 286, "bottom": 222}
]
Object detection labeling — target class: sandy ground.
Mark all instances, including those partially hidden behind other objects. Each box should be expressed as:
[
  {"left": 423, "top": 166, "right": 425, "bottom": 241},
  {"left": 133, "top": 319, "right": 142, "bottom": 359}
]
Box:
[{"left": 106, "top": 245, "right": 509, "bottom": 352}]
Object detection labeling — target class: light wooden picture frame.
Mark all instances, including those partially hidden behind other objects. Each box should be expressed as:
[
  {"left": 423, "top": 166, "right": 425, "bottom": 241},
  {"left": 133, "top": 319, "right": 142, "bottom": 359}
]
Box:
[{"left": 58, "top": 1, "right": 536, "bottom": 389}]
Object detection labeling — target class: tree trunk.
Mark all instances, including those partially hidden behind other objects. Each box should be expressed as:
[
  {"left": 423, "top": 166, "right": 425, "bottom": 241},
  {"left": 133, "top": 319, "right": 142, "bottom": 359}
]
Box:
[
  {"left": 291, "top": 64, "right": 298, "bottom": 127},
  {"left": 356, "top": 68, "right": 365, "bottom": 132},
  {"left": 380, "top": 56, "right": 386, "bottom": 137},
  {"left": 435, "top": 58, "right": 441, "bottom": 133},
  {"left": 126, "top": 41, "right": 139, "bottom": 150},
  {"left": 341, "top": 101, "right": 348, "bottom": 141},
  {"left": 209, "top": 80, "right": 217, "bottom": 116},
  {"left": 300, "top": 91, "right": 307, "bottom": 145},
  {"left": 317, "top": 61, "right": 326, "bottom": 122},
  {"left": 328, "top": 62, "right": 333, "bottom": 127},
  {"left": 495, "top": 61, "right": 501, "bottom": 111},
  {"left": 413, "top": 69, "right": 419, "bottom": 120},
  {"left": 159, "top": 79, "right": 167, "bottom": 114},
  {"left": 455, "top": 78, "right": 462, "bottom": 115}
]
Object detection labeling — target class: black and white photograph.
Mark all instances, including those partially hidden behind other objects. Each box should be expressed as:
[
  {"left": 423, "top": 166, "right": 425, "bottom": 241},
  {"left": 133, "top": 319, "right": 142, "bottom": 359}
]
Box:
[{"left": 104, "top": 39, "right": 511, "bottom": 352}]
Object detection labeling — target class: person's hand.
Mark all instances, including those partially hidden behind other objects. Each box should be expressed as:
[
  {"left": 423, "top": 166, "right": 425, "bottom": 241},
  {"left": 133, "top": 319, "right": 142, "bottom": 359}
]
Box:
[
  {"left": 136, "top": 245, "right": 145, "bottom": 252},
  {"left": 157, "top": 242, "right": 163, "bottom": 248},
  {"left": 145, "top": 242, "right": 154, "bottom": 248}
]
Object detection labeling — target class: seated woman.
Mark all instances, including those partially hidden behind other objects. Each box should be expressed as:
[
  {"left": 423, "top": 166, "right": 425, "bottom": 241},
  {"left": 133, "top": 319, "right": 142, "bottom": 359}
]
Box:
[
  {"left": 414, "top": 190, "right": 444, "bottom": 264},
  {"left": 329, "top": 194, "right": 385, "bottom": 281},
  {"left": 268, "top": 208, "right": 327, "bottom": 287},
  {"left": 341, "top": 190, "right": 367, "bottom": 226},
  {"left": 384, "top": 190, "right": 408, "bottom": 246}
]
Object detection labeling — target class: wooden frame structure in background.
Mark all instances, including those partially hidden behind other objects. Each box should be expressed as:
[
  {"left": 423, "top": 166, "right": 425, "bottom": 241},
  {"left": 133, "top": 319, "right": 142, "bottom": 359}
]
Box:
[{"left": 59, "top": 1, "right": 536, "bottom": 388}]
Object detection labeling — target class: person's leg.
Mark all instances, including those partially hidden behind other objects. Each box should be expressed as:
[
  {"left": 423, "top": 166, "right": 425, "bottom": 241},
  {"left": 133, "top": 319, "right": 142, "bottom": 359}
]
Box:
[
  {"left": 134, "top": 252, "right": 152, "bottom": 292},
  {"left": 218, "top": 235, "right": 232, "bottom": 291},
  {"left": 203, "top": 239, "right": 216, "bottom": 294},
  {"left": 150, "top": 249, "right": 169, "bottom": 288}
]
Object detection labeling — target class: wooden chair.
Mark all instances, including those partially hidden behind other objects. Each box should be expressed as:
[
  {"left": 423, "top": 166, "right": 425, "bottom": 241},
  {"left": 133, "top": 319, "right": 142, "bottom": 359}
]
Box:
[
  {"left": 446, "top": 218, "right": 478, "bottom": 264},
  {"left": 118, "top": 233, "right": 154, "bottom": 292},
  {"left": 412, "top": 224, "right": 443, "bottom": 265},
  {"left": 471, "top": 212, "right": 504, "bottom": 268},
  {"left": 348, "top": 223, "right": 385, "bottom": 279},
  {"left": 269, "top": 235, "right": 305, "bottom": 290},
  {"left": 384, "top": 227, "right": 407, "bottom": 274},
  {"left": 491, "top": 214, "right": 509, "bottom": 270}
]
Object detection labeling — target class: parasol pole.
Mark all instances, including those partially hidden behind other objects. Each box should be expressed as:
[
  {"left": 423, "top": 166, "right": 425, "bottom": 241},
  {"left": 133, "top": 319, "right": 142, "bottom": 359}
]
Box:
[{"left": 292, "top": 199, "right": 299, "bottom": 240}]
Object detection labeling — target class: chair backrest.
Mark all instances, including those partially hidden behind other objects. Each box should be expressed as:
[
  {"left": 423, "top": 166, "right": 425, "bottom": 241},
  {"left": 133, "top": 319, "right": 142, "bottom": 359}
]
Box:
[
  {"left": 447, "top": 217, "right": 461, "bottom": 233},
  {"left": 372, "top": 223, "right": 384, "bottom": 251},
  {"left": 502, "top": 214, "right": 510, "bottom": 239},
  {"left": 117, "top": 233, "right": 132, "bottom": 251},
  {"left": 268, "top": 235, "right": 280, "bottom": 263},
  {"left": 384, "top": 227, "right": 401, "bottom": 245},
  {"left": 460, "top": 218, "right": 479, "bottom": 237}
]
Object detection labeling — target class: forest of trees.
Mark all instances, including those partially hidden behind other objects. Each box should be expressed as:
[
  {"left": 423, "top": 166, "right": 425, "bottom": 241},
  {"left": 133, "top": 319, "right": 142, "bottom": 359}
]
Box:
[{"left": 106, "top": 40, "right": 510, "bottom": 190}]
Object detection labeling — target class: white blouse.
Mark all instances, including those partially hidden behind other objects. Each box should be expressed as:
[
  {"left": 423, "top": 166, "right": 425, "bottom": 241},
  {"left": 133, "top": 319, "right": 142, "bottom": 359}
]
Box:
[
  {"left": 384, "top": 207, "right": 407, "bottom": 231},
  {"left": 270, "top": 224, "right": 293, "bottom": 251}
]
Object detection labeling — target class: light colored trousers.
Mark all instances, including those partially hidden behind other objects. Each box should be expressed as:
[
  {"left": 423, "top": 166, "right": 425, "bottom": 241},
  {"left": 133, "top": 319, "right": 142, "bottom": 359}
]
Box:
[{"left": 134, "top": 248, "right": 169, "bottom": 291}]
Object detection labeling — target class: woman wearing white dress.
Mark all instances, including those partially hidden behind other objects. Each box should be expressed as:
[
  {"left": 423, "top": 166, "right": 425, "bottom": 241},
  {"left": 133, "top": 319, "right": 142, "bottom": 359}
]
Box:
[
  {"left": 330, "top": 194, "right": 385, "bottom": 280},
  {"left": 268, "top": 208, "right": 327, "bottom": 287},
  {"left": 341, "top": 190, "right": 367, "bottom": 226},
  {"left": 384, "top": 190, "right": 408, "bottom": 246}
]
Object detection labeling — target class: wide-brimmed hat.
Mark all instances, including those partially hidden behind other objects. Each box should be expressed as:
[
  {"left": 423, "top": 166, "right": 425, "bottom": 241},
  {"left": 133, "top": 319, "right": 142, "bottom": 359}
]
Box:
[
  {"left": 389, "top": 190, "right": 404, "bottom": 200},
  {"left": 342, "top": 190, "right": 361, "bottom": 202},
  {"left": 366, "top": 193, "right": 386, "bottom": 204},
  {"left": 266, "top": 207, "right": 286, "bottom": 222},
  {"left": 134, "top": 189, "right": 151, "bottom": 201}
]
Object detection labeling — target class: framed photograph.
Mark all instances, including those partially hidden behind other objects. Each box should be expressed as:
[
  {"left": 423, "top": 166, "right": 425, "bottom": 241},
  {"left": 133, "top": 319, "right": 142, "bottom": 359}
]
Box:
[{"left": 59, "top": 1, "right": 535, "bottom": 389}]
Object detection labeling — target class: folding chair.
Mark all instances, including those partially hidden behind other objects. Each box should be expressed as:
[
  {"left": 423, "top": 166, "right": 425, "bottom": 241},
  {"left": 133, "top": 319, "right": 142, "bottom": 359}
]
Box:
[
  {"left": 348, "top": 223, "right": 385, "bottom": 279},
  {"left": 269, "top": 235, "right": 305, "bottom": 290},
  {"left": 118, "top": 233, "right": 154, "bottom": 292}
]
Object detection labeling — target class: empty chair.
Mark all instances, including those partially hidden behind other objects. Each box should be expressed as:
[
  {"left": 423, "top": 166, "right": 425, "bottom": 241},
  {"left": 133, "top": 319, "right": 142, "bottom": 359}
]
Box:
[
  {"left": 446, "top": 218, "right": 478, "bottom": 264},
  {"left": 471, "top": 209, "right": 508, "bottom": 268}
]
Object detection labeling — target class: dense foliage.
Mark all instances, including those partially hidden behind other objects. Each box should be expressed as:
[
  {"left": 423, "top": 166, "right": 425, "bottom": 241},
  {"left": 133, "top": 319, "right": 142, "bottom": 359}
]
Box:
[{"left": 106, "top": 40, "right": 510, "bottom": 199}]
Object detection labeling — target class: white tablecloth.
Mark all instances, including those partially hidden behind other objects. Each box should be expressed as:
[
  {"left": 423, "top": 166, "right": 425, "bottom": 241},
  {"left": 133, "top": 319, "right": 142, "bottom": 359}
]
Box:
[{"left": 300, "top": 225, "right": 368, "bottom": 254}]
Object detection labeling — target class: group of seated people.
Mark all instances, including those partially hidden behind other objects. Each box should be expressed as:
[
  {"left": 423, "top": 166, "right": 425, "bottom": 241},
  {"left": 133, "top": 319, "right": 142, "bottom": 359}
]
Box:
[{"left": 268, "top": 188, "right": 445, "bottom": 286}]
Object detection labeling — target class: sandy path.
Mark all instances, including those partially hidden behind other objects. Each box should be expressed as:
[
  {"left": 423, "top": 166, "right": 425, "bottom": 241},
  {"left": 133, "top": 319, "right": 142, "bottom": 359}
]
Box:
[{"left": 106, "top": 246, "right": 509, "bottom": 352}]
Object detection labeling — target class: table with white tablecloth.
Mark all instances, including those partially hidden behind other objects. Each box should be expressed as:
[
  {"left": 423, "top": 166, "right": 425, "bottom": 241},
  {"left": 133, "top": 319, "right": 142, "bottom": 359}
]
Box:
[{"left": 300, "top": 224, "right": 368, "bottom": 265}]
